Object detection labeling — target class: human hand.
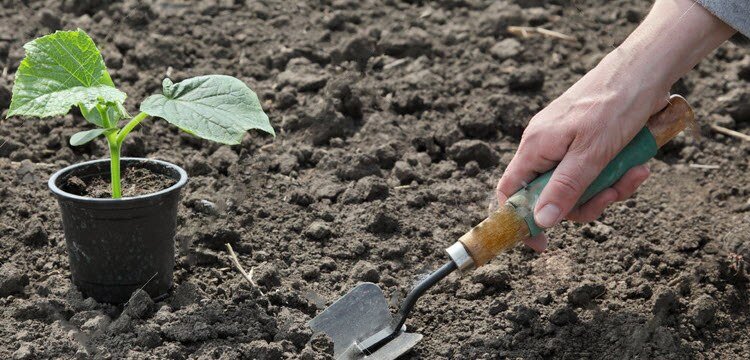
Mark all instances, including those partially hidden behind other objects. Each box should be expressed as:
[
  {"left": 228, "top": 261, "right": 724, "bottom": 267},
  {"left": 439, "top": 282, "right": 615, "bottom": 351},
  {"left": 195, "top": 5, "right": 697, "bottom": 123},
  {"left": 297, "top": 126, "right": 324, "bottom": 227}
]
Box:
[
  {"left": 494, "top": 0, "right": 735, "bottom": 253},
  {"left": 496, "top": 64, "right": 666, "bottom": 252}
]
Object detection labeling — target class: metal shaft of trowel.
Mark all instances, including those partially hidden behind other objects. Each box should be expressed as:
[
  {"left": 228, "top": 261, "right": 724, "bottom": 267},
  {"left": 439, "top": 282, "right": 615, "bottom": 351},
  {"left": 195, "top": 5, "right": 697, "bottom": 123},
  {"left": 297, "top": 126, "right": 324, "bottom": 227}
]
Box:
[{"left": 359, "top": 260, "right": 457, "bottom": 354}]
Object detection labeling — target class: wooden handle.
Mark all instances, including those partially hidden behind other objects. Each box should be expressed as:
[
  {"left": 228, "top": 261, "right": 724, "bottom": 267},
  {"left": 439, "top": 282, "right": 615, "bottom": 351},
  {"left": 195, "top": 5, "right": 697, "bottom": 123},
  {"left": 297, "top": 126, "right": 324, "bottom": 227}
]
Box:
[
  {"left": 459, "top": 95, "right": 695, "bottom": 268},
  {"left": 458, "top": 204, "right": 529, "bottom": 267},
  {"left": 646, "top": 95, "right": 695, "bottom": 148}
]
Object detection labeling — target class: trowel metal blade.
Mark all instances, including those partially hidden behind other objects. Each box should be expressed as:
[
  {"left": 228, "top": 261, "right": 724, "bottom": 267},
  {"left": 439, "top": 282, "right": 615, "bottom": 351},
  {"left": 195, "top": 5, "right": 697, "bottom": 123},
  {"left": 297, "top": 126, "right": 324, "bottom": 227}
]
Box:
[
  {"left": 308, "top": 282, "right": 423, "bottom": 359},
  {"left": 361, "top": 332, "right": 422, "bottom": 360}
]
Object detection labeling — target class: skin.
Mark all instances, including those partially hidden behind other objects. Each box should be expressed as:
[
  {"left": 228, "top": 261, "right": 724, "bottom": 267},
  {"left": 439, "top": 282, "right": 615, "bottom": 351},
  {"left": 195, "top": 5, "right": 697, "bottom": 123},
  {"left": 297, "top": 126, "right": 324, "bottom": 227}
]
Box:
[{"left": 496, "top": 0, "right": 737, "bottom": 252}]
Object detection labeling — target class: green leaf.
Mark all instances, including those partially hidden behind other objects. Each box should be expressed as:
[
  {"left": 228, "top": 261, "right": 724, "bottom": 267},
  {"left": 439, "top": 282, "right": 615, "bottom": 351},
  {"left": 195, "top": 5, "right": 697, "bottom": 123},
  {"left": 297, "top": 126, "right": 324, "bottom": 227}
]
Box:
[
  {"left": 80, "top": 102, "right": 127, "bottom": 127},
  {"left": 80, "top": 103, "right": 105, "bottom": 127},
  {"left": 140, "top": 75, "right": 273, "bottom": 145},
  {"left": 69, "top": 128, "right": 113, "bottom": 146},
  {"left": 7, "top": 29, "right": 126, "bottom": 118}
]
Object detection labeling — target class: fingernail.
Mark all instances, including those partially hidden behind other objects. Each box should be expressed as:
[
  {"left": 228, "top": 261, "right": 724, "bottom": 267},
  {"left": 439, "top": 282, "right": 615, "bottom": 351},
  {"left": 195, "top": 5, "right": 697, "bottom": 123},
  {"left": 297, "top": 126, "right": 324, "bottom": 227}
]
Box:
[{"left": 535, "top": 204, "right": 561, "bottom": 228}]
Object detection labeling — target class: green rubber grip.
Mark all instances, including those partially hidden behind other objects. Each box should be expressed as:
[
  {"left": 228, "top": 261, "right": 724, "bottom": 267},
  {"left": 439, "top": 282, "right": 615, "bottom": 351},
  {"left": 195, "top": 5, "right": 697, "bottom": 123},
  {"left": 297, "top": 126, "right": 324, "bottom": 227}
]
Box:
[{"left": 507, "top": 127, "right": 658, "bottom": 236}]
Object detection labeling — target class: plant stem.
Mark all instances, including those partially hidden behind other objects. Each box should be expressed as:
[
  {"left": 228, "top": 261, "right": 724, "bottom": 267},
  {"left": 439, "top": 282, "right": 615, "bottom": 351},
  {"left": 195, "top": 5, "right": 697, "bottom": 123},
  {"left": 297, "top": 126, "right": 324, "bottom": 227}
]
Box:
[
  {"left": 116, "top": 112, "right": 149, "bottom": 146},
  {"left": 106, "top": 112, "right": 148, "bottom": 198},
  {"left": 96, "top": 103, "right": 111, "bottom": 128},
  {"left": 107, "top": 133, "right": 122, "bottom": 198},
  {"left": 99, "top": 106, "right": 122, "bottom": 199}
]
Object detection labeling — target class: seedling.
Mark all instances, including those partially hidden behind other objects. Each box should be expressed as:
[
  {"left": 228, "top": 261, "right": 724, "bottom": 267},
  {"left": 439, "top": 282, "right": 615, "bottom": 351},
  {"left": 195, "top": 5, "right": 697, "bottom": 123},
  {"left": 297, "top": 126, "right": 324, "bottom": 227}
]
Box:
[{"left": 6, "top": 29, "right": 273, "bottom": 198}]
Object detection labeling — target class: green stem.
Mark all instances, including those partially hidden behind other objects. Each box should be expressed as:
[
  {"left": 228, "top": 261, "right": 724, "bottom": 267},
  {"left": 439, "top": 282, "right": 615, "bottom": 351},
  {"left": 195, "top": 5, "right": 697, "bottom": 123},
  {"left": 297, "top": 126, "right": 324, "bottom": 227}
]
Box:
[
  {"left": 116, "top": 112, "right": 149, "bottom": 146},
  {"left": 107, "top": 134, "right": 122, "bottom": 198},
  {"left": 96, "top": 103, "right": 111, "bottom": 128},
  {"left": 107, "top": 112, "right": 148, "bottom": 199}
]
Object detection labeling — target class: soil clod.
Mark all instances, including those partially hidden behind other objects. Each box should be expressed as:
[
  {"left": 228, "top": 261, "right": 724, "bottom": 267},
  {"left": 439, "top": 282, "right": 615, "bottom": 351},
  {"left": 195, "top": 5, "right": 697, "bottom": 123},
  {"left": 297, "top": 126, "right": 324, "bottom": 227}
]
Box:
[
  {"left": 471, "top": 263, "right": 511, "bottom": 288},
  {"left": 567, "top": 283, "right": 606, "bottom": 307},
  {"left": 349, "top": 260, "right": 380, "bottom": 283},
  {"left": 549, "top": 306, "right": 578, "bottom": 326},
  {"left": 304, "top": 221, "right": 334, "bottom": 242},
  {"left": 124, "top": 289, "right": 155, "bottom": 319},
  {"left": 691, "top": 294, "right": 718, "bottom": 328},
  {"left": 0, "top": 264, "right": 29, "bottom": 297}
]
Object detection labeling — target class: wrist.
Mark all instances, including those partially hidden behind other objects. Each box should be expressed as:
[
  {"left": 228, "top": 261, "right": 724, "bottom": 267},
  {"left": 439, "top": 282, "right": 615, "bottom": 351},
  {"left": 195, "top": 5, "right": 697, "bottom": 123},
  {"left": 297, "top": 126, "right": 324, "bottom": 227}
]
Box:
[
  {"left": 565, "top": 49, "right": 669, "bottom": 117},
  {"left": 615, "top": 0, "right": 735, "bottom": 93},
  {"left": 597, "top": 46, "right": 671, "bottom": 110}
]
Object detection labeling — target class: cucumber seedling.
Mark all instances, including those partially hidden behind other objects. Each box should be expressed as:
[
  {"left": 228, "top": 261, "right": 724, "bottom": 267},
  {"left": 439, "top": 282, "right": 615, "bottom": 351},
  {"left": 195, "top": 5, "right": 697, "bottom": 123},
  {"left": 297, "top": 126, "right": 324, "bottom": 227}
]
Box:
[{"left": 6, "top": 29, "right": 274, "bottom": 198}]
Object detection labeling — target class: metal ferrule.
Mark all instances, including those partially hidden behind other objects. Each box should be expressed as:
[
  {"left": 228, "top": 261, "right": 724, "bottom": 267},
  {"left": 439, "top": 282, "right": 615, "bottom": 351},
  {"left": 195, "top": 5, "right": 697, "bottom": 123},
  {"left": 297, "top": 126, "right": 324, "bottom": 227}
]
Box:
[{"left": 445, "top": 242, "right": 474, "bottom": 272}]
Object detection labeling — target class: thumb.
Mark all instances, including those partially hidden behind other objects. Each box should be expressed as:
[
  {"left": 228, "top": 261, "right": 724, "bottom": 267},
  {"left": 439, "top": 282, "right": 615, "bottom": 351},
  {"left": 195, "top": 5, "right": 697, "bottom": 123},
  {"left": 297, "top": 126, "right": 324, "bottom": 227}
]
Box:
[{"left": 534, "top": 152, "right": 605, "bottom": 228}]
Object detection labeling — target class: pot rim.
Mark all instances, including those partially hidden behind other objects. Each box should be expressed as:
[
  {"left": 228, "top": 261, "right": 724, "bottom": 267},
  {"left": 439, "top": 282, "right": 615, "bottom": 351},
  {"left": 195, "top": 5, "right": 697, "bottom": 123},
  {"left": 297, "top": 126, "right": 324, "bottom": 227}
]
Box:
[{"left": 48, "top": 157, "right": 188, "bottom": 203}]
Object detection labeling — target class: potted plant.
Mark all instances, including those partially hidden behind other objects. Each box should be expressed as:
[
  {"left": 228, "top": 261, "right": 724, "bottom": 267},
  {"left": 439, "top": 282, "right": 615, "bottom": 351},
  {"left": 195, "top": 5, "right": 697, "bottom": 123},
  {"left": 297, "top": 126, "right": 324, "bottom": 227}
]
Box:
[{"left": 6, "top": 29, "right": 274, "bottom": 303}]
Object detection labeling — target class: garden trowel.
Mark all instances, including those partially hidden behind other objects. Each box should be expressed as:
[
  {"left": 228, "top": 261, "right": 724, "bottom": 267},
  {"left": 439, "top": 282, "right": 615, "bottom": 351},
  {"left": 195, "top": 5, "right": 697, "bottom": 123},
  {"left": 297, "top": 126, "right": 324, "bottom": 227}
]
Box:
[{"left": 309, "top": 95, "right": 695, "bottom": 360}]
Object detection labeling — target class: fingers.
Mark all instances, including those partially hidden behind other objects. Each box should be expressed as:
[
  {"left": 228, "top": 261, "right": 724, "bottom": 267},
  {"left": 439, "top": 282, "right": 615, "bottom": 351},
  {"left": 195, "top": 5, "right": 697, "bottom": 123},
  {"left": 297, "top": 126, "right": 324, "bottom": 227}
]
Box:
[
  {"left": 564, "top": 188, "right": 618, "bottom": 223},
  {"left": 523, "top": 233, "right": 548, "bottom": 253},
  {"left": 533, "top": 151, "right": 606, "bottom": 228},
  {"left": 496, "top": 132, "right": 565, "bottom": 203},
  {"left": 496, "top": 152, "right": 537, "bottom": 203},
  {"left": 566, "top": 165, "right": 650, "bottom": 222},
  {"left": 523, "top": 165, "right": 649, "bottom": 253}
]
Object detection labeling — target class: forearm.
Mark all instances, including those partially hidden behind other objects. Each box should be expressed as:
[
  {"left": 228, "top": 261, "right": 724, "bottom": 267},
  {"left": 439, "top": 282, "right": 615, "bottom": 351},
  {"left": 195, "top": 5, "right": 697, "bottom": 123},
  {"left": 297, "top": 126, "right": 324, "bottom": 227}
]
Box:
[{"left": 608, "top": 0, "right": 736, "bottom": 97}]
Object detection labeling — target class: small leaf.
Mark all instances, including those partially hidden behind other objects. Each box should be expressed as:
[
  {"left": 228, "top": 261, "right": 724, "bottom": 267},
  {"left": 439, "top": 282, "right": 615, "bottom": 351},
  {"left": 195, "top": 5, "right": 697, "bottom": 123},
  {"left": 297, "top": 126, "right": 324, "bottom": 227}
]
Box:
[
  {"left": 7, "top": 29, "right": 126, "bottom": 119},
  {"left": 80, "top": 102, "right": 126, "bottom": 127},
  {"left": 140, "top": 75, "right": 273, "bottom": 145},
  {"left": 80, "top": 103, "right": 105, "bottom": 127},
  {"left": 70, "top": 128, "right": 112, "bottom": 146}
]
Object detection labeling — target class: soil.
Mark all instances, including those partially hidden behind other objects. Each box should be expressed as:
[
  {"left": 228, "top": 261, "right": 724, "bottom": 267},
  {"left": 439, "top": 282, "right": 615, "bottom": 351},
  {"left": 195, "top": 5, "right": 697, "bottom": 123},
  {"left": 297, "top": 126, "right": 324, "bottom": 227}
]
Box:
[
  {"left": 62, "top": 167, "right": 178, "bottom": 198},
  {"left": 1, "top": 0, "right": 750, "bottom": 359}
]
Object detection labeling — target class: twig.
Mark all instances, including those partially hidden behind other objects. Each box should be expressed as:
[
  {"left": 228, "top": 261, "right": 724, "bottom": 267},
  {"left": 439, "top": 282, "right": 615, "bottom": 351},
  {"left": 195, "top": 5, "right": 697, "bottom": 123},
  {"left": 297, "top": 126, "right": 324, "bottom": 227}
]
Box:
[
  {"left": 710, "top": 124, "right": 750, "bottom": 142},
  {"left": 383, "top": 58, "right": 409, "bottom": 70},
  {"left": 507, "top": 26, "right": 576, "bottom": 41},
  {"left": 259, "top": 143, "right": 275, "bottom": 152},
  {"left": 225, "top": 243, "right": 264, "bottom": 296},
  {"left": 394, "top": 184, "right": 417, "bottom": 190},
  {"left": 688, "top": 163, "right": 720, "bottom": 170},
  {"left": 535, "top": 27, "right": 576, "bottom": 41}
]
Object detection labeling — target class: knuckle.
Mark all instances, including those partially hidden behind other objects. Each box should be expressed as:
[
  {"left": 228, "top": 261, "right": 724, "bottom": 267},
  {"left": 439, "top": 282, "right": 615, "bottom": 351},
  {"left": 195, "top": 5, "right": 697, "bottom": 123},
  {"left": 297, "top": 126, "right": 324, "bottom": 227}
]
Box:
[
  {"left": 570, "top": 137, "right": 611, "bottom": 167},
  {"left": 519, "top": 128, "right": 541, "bottom": 149}
]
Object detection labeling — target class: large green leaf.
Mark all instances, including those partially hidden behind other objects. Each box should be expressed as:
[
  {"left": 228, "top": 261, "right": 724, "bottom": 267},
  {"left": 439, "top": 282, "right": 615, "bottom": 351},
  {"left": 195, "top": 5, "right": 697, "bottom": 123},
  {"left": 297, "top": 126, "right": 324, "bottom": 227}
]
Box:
[
  {"left": 140, "top": 75, "right": 273, "bottom": 145},
  {"left": 7, "top": 29, "right": 126, "bottom": 118}
]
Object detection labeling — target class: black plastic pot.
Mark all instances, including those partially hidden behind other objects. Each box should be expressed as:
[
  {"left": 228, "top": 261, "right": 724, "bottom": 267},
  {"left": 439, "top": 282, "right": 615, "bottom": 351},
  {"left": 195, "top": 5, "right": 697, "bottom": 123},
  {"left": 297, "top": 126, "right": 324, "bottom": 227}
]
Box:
[{"left": 48, "top": 158, "right": 187, "bottom": 303}]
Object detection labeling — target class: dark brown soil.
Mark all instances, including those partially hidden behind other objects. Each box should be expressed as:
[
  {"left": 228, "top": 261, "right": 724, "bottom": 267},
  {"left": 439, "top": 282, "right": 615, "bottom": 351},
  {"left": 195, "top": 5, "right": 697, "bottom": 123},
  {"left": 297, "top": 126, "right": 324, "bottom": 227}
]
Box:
[
  {"left": 62, "top": 167, "right": 177, "bottom": 198},
  {"left": 1, "top": 0, "right": 750, "bottom": 359}
]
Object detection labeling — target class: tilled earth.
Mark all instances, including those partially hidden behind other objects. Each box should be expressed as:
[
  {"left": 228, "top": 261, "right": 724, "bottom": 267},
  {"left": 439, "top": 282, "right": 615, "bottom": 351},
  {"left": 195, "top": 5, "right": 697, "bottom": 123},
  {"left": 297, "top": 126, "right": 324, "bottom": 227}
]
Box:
[{"left": 1, "top": 0, "right": 750, "bottom": 359}]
